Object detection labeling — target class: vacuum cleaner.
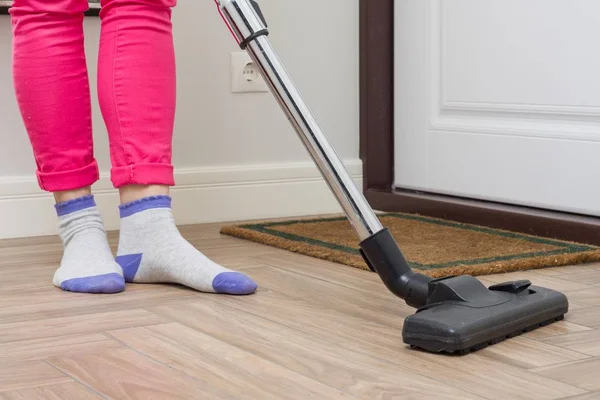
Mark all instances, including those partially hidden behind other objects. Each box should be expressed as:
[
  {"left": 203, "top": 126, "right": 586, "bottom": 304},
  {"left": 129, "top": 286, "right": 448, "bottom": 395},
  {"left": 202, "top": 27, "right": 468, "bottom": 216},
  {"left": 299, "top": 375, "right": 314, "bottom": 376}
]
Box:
[{"left": 214, "top": 0, "right": 569, "bottom": 354}]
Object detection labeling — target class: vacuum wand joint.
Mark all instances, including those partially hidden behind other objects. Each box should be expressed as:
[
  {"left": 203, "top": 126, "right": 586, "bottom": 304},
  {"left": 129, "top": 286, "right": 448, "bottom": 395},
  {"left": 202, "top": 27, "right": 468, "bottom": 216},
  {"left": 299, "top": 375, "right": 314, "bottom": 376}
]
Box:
[
  {"left": 360, "top": 228, "right": 431, "bottom": 307},
  {"left": 217, "top": 0, "right": 269, "bottom": 49}
]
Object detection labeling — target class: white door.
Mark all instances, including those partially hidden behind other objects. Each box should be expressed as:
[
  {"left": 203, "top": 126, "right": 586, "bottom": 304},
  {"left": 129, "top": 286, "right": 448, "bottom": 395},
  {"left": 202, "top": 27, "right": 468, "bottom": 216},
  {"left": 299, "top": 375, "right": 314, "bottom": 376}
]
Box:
[{"left": 394, "top": 0, "right": 600, "bottom": 217}]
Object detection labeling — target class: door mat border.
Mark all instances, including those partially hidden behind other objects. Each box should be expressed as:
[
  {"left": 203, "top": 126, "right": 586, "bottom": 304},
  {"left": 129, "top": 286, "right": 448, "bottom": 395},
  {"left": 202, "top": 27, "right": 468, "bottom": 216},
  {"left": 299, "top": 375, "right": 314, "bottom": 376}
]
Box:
[{"left": 220, "top": 213, "right": 600, "bottom": 278}]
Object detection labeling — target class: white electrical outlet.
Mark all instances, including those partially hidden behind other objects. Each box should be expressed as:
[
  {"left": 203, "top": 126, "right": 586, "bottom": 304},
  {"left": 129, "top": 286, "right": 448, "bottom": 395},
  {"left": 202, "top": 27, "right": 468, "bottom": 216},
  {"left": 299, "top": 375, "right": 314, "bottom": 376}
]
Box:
[{"left": 231, "top": 52, "right": 269, "bottom": 93}]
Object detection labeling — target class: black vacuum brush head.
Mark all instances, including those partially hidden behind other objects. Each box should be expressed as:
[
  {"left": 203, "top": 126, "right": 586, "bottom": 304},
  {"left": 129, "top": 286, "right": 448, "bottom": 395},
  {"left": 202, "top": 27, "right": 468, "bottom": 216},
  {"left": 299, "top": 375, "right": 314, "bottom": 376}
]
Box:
[
  {"left": 401, "top": 275, "right": 569, "bottom": 354},
  {"left": 358, "top": 228, "right": 569, "bottom": 355}
]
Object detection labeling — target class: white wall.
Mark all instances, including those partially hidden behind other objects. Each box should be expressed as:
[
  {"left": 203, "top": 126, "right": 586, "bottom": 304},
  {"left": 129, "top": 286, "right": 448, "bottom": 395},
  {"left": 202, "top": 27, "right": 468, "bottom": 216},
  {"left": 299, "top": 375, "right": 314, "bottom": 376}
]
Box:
[{"left": 0, "top": 0, "right": 361, "bottom": 238}]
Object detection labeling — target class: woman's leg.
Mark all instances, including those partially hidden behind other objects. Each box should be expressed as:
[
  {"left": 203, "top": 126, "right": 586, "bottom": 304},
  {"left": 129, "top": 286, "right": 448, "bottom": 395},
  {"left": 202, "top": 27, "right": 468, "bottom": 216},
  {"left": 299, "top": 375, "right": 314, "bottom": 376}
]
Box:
[
  {"left": 97, "top": 0, "right": 176, "bottom": 192},
  {"left": 10, "top": 0, "right": 125, "bottom": 293},
  {"left": 98, "top": 0, "right": 257, "bottom": 295},
  {"left": 10, "top": 0, "right": 98, "bottom": 197}
]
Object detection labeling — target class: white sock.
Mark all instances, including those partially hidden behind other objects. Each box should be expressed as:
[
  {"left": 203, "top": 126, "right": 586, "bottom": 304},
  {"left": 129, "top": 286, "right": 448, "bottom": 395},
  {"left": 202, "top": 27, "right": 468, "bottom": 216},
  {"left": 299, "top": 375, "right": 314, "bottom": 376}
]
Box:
[
  {"left": 53, "top": 195, "right": 125, "bottom": 294},
  {"left": 115, "top": 196, "right": 257, "bottom": 295}
]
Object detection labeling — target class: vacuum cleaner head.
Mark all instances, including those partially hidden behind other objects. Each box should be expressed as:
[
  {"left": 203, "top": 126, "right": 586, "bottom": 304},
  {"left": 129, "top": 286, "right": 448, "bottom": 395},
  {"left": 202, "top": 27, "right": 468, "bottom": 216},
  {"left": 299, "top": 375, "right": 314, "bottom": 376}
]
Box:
[
  {"left": 358, "top": 228, "right": 569, "bottom": 355},
  {"left": 402, "top": 275, "right": 569, "bottom": 354}
]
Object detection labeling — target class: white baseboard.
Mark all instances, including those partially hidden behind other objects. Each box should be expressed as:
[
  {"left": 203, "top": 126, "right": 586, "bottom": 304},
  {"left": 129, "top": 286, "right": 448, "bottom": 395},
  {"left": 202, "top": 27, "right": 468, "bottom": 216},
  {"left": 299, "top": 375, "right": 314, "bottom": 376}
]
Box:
[{"left": 0, "top": 160, "right": 362, "bottom": 239}]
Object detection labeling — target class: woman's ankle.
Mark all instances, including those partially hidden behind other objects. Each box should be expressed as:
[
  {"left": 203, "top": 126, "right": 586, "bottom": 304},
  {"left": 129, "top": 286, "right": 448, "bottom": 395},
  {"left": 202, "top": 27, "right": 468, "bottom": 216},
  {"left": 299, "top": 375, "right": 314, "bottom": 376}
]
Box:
[
  {"left": 53, "top": 186, "right": 92, "bottom": 204},
  {"left": 119, "top": 184, "right": 170, "bottom": 205}
]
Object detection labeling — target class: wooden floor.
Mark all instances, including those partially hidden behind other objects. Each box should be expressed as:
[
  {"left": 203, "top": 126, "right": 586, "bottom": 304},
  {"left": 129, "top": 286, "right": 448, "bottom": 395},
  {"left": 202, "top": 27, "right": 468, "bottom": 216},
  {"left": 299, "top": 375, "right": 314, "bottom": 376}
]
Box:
[{"left": 1, "top": 222, "right": 599, "bottom": 400}]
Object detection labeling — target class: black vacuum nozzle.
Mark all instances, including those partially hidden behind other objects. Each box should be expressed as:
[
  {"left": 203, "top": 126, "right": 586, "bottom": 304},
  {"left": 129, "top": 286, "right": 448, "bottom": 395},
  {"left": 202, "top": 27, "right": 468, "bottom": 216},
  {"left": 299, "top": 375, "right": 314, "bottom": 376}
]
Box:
[
  {"left": 402, "top": 275, "right": 568, "bottom": 354},
  {"left": 359, "top": 228, "right": 569, "bottom": 355}
]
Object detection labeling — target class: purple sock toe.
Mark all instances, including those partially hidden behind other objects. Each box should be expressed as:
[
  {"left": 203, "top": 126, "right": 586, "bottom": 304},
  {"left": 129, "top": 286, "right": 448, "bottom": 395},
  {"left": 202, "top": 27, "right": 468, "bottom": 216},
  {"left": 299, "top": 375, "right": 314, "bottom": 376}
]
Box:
[
  {"left": 60, "top": 273, "right": 125, "bottom": 294},
  {"left": 212, "top": 272, "right": 257, "bottom": 295}
]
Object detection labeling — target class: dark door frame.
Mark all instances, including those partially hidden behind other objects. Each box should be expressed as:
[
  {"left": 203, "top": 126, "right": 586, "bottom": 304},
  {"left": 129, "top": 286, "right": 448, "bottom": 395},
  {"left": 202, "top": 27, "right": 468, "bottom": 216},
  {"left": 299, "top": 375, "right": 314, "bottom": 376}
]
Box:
[
  {"left": 359, "top": 0, "right": 395, "bottom": 195},
  {"left": 358, "top": 0, "right": 600, "bottom": 245}
]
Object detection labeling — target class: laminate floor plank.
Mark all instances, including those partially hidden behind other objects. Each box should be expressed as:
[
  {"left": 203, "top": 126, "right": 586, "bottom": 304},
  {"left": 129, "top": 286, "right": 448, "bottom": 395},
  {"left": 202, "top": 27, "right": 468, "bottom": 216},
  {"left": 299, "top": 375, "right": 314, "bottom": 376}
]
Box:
[
  {"left": 540, "top": 330, "right": 600, "bottom": 357},
  {"left": 564, "top": 307, "right": 600, "bottom": 329},
  {"left": 559, "top": 269, "right": 600, "bottom": 286},
  {"left": 533, "top": 263, "right": 600, "bottom": 277},
  {"left": 0, "top": 361, "right": 70, "bottom": 393},
  {"left": 0, "top": 334, "right": 123, "bottom": 363},
  {"left": 562, "top": 287, "right": 600, "bottom": 306},
  {"left": 0, "top": 382, "right": 101, "bottom": 400},
  {"left": 0, "top": 285, "right": 198, "bottom": 323},
  {"left": 48, "top": 348, "right": 234, "bottom": 399},
  {"left": 249, "top": 252, "right": 391, "bottom": 297},
  {"left": 531, "top": 358, "right": 600, "bottom": 391},
  {"left": 476, "top": 336, "right": 592, "bottom": 368},
  {"left": 241, "top": 265, "right": 411, "bottom": 326},
  {"left": 108, "top": 324, "right": 362, "bottom": 400},
  {"left": 0, "top": 309, "right": 167, "bottom": 343}
]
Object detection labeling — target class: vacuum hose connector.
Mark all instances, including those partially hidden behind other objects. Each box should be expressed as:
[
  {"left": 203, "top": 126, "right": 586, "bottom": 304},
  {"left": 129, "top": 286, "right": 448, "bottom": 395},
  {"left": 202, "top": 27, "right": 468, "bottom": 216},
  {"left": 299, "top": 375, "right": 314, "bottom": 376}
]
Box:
[
  {"left": 217, "top": 0, "right": 269, "bottom": 49},
  {"left": 360, "top": 228, "right": 432, "bottom": 308}
]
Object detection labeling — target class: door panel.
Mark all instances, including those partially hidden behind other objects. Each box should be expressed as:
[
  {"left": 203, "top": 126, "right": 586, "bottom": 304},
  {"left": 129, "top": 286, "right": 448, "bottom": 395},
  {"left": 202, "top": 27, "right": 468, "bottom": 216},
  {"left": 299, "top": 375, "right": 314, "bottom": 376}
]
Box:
[{"left": 394, "top": 0, "right": 600, "bottom": 216}]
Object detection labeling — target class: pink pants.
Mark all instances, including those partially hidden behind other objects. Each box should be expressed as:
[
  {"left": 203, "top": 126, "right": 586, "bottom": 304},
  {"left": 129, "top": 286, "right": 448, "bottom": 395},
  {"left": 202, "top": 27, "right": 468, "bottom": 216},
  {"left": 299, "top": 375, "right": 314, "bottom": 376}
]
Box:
[{"left": 10, "top": 0, "right": 177, "bottom": 192}]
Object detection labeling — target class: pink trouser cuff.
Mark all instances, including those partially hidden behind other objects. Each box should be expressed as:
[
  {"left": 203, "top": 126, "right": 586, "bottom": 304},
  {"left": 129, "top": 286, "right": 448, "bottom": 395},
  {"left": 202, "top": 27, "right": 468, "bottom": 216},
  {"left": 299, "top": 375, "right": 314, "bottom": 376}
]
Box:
[
  {"left": 37, "top": 160, "right": 100, "bottom": 192},
  {"left": 111, "top": 163, "right": 175, "bottom": 188}
]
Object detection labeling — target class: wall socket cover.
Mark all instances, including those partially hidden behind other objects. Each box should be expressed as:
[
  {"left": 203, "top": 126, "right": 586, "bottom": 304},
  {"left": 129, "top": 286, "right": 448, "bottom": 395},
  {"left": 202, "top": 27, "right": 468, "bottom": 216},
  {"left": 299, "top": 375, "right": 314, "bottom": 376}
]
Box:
[{"left": 231, "top": 52, "right": 269, "bottom": 93}]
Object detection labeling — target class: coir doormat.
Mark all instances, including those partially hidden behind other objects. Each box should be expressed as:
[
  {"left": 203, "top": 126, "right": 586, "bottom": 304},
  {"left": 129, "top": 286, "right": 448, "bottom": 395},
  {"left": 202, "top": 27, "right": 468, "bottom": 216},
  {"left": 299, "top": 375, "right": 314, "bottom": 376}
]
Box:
[{"left": 220, "top": 213, "right": 600, "bottom": 278}]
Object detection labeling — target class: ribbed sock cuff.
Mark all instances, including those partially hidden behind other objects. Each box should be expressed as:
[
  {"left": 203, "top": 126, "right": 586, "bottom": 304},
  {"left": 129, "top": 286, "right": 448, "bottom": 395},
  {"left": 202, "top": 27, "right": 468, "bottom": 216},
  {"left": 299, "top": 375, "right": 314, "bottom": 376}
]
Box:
[
  {"left": 119, "top": 195, "right": 172, "bottom": 218},
  {"left": 55, "top": 195, "right": 96, "bottom": 217}
]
